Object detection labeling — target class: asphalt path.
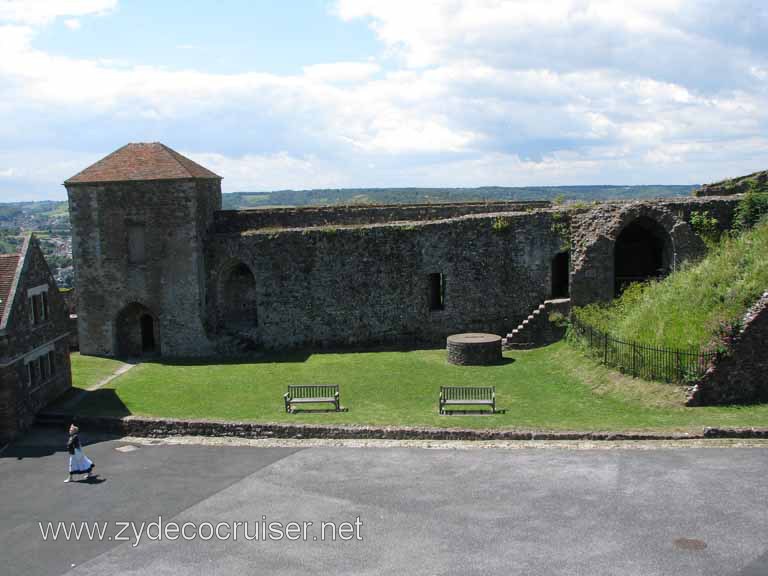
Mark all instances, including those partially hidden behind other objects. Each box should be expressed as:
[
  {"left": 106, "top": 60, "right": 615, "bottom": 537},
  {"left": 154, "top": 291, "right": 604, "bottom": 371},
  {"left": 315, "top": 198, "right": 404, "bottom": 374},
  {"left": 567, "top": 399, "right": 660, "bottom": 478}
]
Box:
[{"left": 2, "top": 428, "right": 768, "bottom": 575}]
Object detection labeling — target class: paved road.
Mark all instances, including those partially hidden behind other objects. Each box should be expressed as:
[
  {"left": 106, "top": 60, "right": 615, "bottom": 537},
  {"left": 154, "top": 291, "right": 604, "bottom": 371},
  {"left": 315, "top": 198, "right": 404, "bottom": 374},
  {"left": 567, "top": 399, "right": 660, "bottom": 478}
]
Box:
[{"left": 2, "top": 429, "right": 768, "bottom": 575}]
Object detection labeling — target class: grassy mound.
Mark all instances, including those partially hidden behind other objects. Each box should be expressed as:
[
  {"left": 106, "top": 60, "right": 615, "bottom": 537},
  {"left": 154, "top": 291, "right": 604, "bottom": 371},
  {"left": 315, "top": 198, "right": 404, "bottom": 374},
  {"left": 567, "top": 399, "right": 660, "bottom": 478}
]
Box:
[{"left": 574, "top": 218, "right": 768, "bottom": 350}]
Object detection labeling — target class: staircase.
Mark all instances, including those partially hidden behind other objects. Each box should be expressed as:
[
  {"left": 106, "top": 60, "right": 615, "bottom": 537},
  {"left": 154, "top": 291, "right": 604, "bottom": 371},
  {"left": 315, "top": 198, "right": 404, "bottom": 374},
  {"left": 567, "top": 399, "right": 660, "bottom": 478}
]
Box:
[{"left": 503, "top": 298, "right": 571, "bottom": 350}]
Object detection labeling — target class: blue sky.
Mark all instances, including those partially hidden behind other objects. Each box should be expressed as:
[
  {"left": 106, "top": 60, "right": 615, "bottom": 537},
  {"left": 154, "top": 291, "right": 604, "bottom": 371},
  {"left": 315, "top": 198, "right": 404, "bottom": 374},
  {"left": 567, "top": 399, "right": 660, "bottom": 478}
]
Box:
[{"left": 0, "top": 0, "right": 767, "bottom": 201}]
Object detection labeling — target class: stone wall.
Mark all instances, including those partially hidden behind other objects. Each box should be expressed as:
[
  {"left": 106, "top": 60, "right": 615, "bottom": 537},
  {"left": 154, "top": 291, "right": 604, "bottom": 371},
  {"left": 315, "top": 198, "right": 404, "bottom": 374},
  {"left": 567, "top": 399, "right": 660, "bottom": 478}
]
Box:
[
  {"left": 214, "top": 201, "right": 550, "bottom": 233},
  {"left": 67, "top": 186, "right": 743, "bottom": 358},
  {"left": 67, "top": 179, "right": 221, "bottom": 357},
  {"left": 206, "top": 211, "right": 565, "bottom": 350},
  {"left": 686, "top": 291, "right": 768, "bottom": 406}
]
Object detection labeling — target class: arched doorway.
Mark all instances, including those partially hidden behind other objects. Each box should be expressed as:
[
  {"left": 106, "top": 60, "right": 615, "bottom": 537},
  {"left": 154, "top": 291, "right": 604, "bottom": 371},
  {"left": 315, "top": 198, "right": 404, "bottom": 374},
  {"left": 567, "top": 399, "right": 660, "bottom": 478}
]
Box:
[
  {"left": 220, "top": 262, "right": 258, "bottom": 329},
  {"left": 116, "top": 303, "right": 159, "bottom": 357},
  {"left": 551, "top": 252, "right": 570, "bottom": 298},
  {"left": 614, "top": 216, "right": 672, "bottom": 296}
]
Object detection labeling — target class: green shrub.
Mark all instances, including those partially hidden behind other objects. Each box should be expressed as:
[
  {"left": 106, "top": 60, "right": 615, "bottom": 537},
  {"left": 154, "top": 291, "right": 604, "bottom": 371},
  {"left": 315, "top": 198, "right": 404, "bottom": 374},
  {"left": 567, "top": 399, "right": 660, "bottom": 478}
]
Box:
[
  {"left": 491, "top": 216, "right": 510, "bottom": 232},
  {"left": 733, "top": 187, "right": 768, "bottom": 233},
  {"left": 689, "top": 210, "right": 720, "bottom": 246}
]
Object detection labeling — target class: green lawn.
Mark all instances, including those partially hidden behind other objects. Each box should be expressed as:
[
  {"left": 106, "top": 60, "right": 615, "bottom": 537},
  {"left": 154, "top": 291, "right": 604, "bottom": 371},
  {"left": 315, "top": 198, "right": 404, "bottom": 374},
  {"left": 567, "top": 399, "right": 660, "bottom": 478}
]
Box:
[
  {"left": 68, "top": 342, "right": 768, "bottom": 432},
  {"left": 70, "top": 353, "right": 129, "bottom": 390}
]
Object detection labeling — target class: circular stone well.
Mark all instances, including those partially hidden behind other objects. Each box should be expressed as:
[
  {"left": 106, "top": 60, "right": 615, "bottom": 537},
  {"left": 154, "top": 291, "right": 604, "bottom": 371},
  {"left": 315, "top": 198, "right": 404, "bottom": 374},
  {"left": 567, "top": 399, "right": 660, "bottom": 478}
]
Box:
[{"left": 446, "top": 333, "right": 502, "bottom": 365}]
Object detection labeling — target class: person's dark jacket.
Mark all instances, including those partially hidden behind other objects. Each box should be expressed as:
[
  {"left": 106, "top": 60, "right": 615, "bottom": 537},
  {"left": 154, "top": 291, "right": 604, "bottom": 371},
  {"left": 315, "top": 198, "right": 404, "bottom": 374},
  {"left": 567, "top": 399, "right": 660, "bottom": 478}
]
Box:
[{"left": 67, "top": 434, "right": 81, "bottom": 455}]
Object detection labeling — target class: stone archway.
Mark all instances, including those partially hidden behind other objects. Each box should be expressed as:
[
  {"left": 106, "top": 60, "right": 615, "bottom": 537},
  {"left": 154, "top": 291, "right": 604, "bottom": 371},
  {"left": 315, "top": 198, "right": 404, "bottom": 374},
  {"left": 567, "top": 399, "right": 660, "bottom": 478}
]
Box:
[
  {"left": 116, "top": 302, "right": 159, "bottom": 357},
  {"left": 219, "top": 262, "right": 258, "bottom": 330},
  {"left": 614, "top": 216, "right": 673, "bottom": 295},
  {"left": 569, "top": 203, "right": 705, "bottom": 306}
]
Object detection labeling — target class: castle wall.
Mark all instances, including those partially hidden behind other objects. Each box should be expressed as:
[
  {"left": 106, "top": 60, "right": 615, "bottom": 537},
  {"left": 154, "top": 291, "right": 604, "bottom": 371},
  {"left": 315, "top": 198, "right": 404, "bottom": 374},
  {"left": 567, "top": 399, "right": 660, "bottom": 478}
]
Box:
[
  {"left": 213, "top": 201, "right": 550, "bottom": 232},
  {"left": 67, "top": 179, "right": 221, "bottom": 357},
  {"left": 206, "top": 211, "right": 565, "bottom": 350}
]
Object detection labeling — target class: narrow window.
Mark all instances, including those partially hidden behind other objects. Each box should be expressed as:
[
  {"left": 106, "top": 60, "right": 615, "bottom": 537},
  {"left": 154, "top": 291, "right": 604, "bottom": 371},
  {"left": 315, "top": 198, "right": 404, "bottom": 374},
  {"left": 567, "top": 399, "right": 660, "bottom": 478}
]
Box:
[
  {"left": 39, "top": 356, "right": 47, "bottom": 381},
  {"left": 428, "top": 273, "right": 445, "bottom": 311},
  {"left": 41, "top": 291, "right": 49, "bottom": 321},
  {"left": 128, "top": 224, "right": 146, "bottom": 265},
  {"left": 28, "top": 297, "right": 35, "bottom": 325},
  {"left": 48, "top": 351, "right": 56, "bottom": 376},
  {"left": 32, "top": 294, "right": 41, "bottom": 324},
  {"left": 27, "top": 363, "right": 33, "bottom": 387}
]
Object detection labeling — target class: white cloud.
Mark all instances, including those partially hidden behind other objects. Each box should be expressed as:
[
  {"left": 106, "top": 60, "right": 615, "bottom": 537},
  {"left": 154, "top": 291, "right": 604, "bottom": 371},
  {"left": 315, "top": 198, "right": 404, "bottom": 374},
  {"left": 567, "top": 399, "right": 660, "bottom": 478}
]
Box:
[
  {"left": 302, "top": 61, "right": 380, "bottom": 82},
  {"left": 1, "top": 0, "right": 768, "bottom": 199},
  {"left": 0, "top": 0, "right": 116, "bottom": 25},
  {"left": 64, "top": 18, "right": 81, "bottom": 30}
]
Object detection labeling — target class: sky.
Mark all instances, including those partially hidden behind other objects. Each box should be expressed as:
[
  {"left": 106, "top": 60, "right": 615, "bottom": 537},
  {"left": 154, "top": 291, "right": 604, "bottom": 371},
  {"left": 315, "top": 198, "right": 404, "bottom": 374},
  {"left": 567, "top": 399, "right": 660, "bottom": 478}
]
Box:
[{"left": 0, "top": 0, "right": 767, "bottom": 201}]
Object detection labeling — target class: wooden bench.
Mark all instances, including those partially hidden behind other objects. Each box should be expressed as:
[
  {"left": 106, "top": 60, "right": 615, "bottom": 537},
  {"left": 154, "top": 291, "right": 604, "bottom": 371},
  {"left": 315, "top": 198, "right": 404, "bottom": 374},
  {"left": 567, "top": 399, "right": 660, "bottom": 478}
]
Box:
[
  {"left": 284, "top": 385, "right": 341, "bottom": 413},
  {"left": 439, "top": 386, "right": 496, "bottom": 414}
]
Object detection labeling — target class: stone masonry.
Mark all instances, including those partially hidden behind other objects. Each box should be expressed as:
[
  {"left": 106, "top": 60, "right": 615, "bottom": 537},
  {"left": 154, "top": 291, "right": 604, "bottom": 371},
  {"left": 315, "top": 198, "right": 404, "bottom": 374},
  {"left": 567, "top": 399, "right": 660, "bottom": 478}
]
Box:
[
  {"left": 65, "top": 142, "right": 742, "bottom": 358},
  {"left": 0, "top": 236, "right": 72, "bottom": 443},
  {"left": 686, "top": 291, "right": 768, "bottom": 406}
]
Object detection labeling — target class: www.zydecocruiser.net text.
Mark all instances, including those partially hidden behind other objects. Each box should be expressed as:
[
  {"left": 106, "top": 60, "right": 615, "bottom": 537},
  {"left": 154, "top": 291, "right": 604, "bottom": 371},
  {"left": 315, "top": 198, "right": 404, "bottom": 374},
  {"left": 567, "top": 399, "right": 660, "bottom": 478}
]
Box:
[{"left": 39, "top": 516, "right": 364, "bottom": 547}]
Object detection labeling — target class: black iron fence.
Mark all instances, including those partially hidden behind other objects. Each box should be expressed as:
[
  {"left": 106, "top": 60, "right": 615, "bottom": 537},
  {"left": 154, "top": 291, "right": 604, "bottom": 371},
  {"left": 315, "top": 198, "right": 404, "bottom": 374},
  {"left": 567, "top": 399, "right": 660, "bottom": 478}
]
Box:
[{"left": 569, "top": 317, "right": 718, "bottom": 383}]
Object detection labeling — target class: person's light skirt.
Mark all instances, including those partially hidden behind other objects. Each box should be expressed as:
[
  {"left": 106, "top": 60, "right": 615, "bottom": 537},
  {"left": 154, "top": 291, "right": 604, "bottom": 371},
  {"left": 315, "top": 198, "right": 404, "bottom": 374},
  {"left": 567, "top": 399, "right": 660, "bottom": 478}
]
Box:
[{"left": 69, "top": 448, "right": 94, "bottom": 474}]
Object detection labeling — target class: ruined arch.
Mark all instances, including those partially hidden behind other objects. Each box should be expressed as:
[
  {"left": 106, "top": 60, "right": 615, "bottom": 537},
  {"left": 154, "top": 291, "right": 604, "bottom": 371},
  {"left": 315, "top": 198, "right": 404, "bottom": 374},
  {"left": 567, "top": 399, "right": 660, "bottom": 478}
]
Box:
[
  {"left": 614, "top": 216, "right": 673, "bottom": 295},
  {"left": 116, "top": 302, "right": 159, "bottom": 357},
  {"left": 219, "top": 261, "right": 258, "bottom": 330},
  {"left": 569, "top": 204, "right": 705, "bottom": 306}
]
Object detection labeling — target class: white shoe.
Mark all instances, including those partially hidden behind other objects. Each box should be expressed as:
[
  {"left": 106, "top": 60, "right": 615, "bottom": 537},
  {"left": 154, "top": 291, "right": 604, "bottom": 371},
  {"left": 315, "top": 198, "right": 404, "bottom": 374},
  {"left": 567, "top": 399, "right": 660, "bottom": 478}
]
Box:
[{"left": 64, "top": 477, "right": 71, "bottom": 483}]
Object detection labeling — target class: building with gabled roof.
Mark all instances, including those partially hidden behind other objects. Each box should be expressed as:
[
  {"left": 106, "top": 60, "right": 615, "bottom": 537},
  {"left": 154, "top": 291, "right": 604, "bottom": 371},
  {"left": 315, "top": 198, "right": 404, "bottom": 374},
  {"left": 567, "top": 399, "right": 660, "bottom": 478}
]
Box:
[{"left": 0, "top": 236, "right": 72, "bottom": 443}]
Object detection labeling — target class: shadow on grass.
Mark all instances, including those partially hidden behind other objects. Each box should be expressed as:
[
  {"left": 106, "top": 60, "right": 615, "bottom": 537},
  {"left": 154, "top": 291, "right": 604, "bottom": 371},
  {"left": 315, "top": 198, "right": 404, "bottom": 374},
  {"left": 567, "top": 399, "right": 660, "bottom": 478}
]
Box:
[
  {"left": 118, "top": 342, "right": 456, "bottom": 368},
  {"left": 47, "top": 388, "right": 132, "bottom": 419}
]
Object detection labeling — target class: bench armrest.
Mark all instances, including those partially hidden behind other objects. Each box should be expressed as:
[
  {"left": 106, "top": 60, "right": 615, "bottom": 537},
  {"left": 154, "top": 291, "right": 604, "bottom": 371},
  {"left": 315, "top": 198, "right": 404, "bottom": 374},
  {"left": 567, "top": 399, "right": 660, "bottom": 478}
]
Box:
[{"left": 283, "top": 392, "right": 291, "bottom": 399}]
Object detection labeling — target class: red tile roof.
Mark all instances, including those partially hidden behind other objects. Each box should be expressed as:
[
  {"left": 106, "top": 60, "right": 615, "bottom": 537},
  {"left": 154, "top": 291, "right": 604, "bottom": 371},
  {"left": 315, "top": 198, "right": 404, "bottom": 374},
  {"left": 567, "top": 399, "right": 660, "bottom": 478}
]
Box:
[
  {"left": 65, "top": 142, "right": 221, "bottom": 184},
  {"left": 0, "top": 253, "right": 21, "bottom": 323}
]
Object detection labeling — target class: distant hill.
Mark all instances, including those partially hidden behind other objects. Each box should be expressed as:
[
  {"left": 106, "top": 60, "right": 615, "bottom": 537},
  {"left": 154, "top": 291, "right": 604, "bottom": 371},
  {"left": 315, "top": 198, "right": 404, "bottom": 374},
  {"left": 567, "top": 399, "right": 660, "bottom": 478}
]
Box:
[{"left": 222, "top": 185, "right": 697, "bottom": 209}]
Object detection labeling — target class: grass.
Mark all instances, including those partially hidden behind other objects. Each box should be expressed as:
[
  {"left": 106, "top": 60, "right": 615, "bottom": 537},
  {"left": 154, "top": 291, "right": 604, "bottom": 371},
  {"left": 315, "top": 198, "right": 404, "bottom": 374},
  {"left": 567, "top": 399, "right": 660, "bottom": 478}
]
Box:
[
  {"left": 574, "top": 219, "right": 768, "bottom": 350},
  {"left": 68, "top": 342, "right": 768, "bottom": 432},
  {"left": 70, "top": 353, "right": 128, "bottom": 390}
]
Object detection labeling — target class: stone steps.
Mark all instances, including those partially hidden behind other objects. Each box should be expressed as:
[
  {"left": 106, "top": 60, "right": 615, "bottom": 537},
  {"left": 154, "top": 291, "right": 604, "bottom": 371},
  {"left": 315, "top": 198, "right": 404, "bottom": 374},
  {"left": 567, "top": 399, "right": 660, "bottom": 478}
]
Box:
[{"left": 503, "top": 298, "right": 571, "bottom": 349}]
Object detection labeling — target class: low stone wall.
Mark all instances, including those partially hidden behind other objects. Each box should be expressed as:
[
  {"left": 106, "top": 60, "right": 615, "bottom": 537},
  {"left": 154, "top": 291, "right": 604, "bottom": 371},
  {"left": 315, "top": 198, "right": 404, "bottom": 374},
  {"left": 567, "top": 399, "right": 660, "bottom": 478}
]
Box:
[
  {"left": 35, "top": 413, "right": 768, "bottom": 440},
  {"left": 687, "top": 291, "right": 768, "bottom": 405},
  {"left": 43, "top": 413, "right": 708, "bottom": 440}
]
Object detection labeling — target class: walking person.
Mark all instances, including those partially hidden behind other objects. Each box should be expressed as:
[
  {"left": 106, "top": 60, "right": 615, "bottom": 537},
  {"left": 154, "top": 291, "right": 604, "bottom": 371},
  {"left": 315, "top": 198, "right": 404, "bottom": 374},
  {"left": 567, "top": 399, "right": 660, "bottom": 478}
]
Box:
[{"left": 65, "top": 424, "right": 95, "bottom": 483}]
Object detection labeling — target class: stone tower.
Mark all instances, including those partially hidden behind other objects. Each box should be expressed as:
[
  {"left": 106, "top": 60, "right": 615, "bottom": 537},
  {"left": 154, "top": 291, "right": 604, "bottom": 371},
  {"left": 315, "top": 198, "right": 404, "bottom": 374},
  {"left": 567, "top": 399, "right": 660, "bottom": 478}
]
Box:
[{"left": 65, "top": 143, "right": 222, "bottom": 357}]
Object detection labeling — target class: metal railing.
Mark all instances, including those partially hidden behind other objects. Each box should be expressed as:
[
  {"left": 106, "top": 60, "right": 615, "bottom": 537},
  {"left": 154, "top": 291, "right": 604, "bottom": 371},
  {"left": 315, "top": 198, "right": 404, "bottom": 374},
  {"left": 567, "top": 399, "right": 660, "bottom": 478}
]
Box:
[{"left": 569, "top": 317, "right": 717, "bottom": 383}]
